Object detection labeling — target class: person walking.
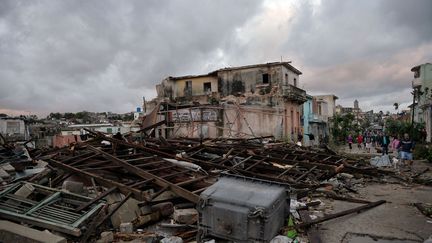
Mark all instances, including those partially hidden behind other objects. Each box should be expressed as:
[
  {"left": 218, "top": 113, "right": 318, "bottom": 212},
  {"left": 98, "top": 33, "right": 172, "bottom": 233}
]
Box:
[
  {"left": 372, "top": 131, "right": 377, "bottom": 148},
  {"left": 365, "top": 132, "right": 372, "bottom": 153},
  {"left": 390, "top": 135, "right": 400, "bottom": 157},
  {"left": 397, "top": 133, "right": 415, "bottom": 169},
  {"left": 379, "top": 132, "right": 390, "bottom": 155},
  {"left": 363, "top": 131, "right": 367, "bottom": 149},
  {"left": 347, "top": 134, "right": 353, "bottom": 151},
  {"left": 357, "top": 133, "right": 363, "bottom": 150}
]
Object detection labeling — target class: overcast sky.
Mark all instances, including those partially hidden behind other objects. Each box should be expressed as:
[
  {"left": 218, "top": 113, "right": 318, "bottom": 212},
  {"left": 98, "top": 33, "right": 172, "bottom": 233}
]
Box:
[{"left": 0, "top": 0, "right": 431, "bottom": 117}]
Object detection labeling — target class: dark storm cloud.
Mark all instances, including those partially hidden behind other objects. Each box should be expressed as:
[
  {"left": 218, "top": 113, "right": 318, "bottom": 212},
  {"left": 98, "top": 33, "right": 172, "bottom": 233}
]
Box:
[
  {"left": 0, "top": 0, "right": 262, "bottom": 115},
  {"left": 279, "top": 0, "right": 432, "bottom": 111},
  {"left": 0, "top": 0, "right": 431, "bottom": 116}
]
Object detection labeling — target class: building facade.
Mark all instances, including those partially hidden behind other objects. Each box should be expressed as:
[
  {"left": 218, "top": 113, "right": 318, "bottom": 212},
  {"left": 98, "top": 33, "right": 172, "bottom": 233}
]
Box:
[
  {"left": 155, "top": 62, "right": 307, "bottom": 140},
  {"left": 411, "top": 63, "right": 432, "bottom": 142},
  {"left": 302, "top": 95, "right": 338, "bottom": 146}
]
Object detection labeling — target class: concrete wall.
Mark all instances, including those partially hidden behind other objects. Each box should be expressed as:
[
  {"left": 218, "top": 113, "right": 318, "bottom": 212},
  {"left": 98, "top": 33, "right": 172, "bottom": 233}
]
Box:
[
  {"left": 165, "top": 102, "right": 301, "bottom": 140},
  {"left": 157, "top": 75, "right": 218, "bottom": 100},
  {"left": 222, "top": 103, "right": 301, "bottom": 140},
  {"left": 173, "top": 76, "right": 218, "bottom": 98},
  {"left": 171, "top": 122, "right": 220, "bottom": 138}
]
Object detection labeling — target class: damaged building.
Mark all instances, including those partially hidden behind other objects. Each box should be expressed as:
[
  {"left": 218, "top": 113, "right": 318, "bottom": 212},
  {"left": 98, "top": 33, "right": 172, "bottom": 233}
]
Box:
[
  {"left": 155, "top": 62, "right": 307, "bottom": 140},
  {"left": 302, "top": 95, "right": 338, "bottom": 146}
]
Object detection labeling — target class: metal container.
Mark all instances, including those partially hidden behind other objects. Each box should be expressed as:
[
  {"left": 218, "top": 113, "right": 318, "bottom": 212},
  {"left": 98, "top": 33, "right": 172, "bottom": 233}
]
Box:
[{"left": 197, "top": 173, "right": 290, "bottom": 242}]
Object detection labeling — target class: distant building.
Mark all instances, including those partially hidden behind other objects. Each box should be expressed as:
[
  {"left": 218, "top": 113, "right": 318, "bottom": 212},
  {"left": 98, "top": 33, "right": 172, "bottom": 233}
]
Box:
[
  {"left": 155, "top": 62, "right": 307, "bottom": 140},
  {"left": 0, "top": 117, "right": 29, "bottom": 141},
  {"left": 335, "top": 99, "right": 361, "bottom": 115},
  {"left": 354, "top": 99, "right": 359, "bottom": 110},
  {"left": 314, "top": 95, "right": 338, "bottom": 120},
  {"left": 302, "top": 94, "right": 338, "bottom": 146},
  {"left": 411, "top": 63, "right": 432, "bottom": 141}
]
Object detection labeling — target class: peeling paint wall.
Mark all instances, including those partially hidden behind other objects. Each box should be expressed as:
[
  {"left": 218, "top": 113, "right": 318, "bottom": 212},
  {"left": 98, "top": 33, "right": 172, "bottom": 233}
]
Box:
[
  {"left": 156, "top": 76, "right": 218, "bottom": 100},
  {"left": 173, "top": 76, "right": 218, "bottom": 98},
  {"left": 222, "top": 102, "right": 301, "bottom": 140},
  {"left": 217, "top": 65, "right": 300, "bottom": 97}
]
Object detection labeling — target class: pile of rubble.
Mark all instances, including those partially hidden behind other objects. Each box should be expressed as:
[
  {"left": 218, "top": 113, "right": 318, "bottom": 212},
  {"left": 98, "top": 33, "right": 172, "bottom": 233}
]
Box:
[{"left": 0, "top": 132, "right": 430, "bottom": 243}]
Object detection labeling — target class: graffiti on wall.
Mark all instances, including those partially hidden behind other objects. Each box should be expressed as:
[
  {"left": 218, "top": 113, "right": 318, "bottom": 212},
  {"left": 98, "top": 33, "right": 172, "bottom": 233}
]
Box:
[{"left": 171, "top": 108, "right": 218, "bottom": 122}]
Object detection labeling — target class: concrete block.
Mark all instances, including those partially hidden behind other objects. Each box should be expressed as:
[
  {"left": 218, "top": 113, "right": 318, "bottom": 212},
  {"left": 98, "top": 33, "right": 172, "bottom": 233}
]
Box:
[
  {"left": 173, "top": 208, "right": 198, "bottom": 224},
  {"left": 34, "top": 160, "right": 48, "bottom": 168},
  {"left": 14, "top": 183, "right": 35, "bottom": 198},
  {"left": 119, "top": 222, "right": 133, "bottom": 233},
  {"left": 151, "top": 202, "right": 174, "bottom": 217},
  {"left": 140, "top": 205, "right": 152, "bottom": 215},
  {"left": 0, "top": 168, "right": 10, "bottom": 179},
  {"left": 107, "top": 194, "right": 141, "bottom": 228},
  {"left": 97, "top": 231, "right": 114, "bottom": 243},
  {"left": 1, "top": 163, "right": 15, "bottom": 173},
  {"left": 61, "top": 180, "right": 85, "bottom": 195},
  {"left": 0, "top": 220, "right": 67, "bottom": 243},
  {"left": 135, "top": 211, "right": 160, "bottom": 227}
]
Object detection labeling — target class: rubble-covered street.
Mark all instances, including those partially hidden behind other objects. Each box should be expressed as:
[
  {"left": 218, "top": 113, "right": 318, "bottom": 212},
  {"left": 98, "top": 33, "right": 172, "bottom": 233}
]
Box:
[{"left": 0, "top": 131, "right": 431, "bottom": 242}]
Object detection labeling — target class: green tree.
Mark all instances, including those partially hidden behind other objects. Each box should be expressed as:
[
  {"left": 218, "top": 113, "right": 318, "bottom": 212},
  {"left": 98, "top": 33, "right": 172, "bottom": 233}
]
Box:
[
  {"left": 331, "top": 113, "right": 360, "bottom": 143},
  {"left": 48, "top": 112, "right": 62, "bottom": 119},
  {"left": 385, "top": 117, "right": 424, "bottom": 141},
  {"left": 64, "top": 113, "right": 75, "bottom": 119}
]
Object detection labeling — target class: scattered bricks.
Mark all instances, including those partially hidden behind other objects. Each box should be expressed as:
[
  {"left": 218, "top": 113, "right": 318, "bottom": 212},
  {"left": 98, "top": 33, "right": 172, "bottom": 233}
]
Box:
[
  {"left": 14, "top": 183, "right": 35, "bottom": 198},
  {"left": 96, "top": 231, "right": 114, "bottom": 243},
  {"left": 61, "top": 181, "right": 85, "bottom": 195},
  {"left": 151, "top": 202, "right": 174, "bottom": 217},
  {"left": 173, "top": 208, "right": 198, "bottom": 224},
  {"left": 0, "top": 168, "right": 10, "bottom": 179},
  {"left": 119, "top": 222, "right": 133, "bottom": 233},
  {"left": 135, "top": 211, "right": 160, "bottom": 227}
]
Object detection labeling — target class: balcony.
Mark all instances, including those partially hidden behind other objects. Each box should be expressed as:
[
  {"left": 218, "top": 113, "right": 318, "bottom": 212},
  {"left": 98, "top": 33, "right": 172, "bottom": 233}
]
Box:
[
  {"left": 282, "top": 84, "right": 307, "bottom": 103},
  {"left": 308, "top": 113, "right": 326, "bottom": 123},
  {"left": 412, "top": 78, "right": 422, "bottom": 88}
]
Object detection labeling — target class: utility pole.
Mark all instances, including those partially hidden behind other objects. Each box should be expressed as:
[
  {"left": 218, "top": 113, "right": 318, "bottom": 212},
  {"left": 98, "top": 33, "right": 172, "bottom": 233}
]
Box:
[{"left": 411, "top": 88, "right": 416, "bottom": 140}]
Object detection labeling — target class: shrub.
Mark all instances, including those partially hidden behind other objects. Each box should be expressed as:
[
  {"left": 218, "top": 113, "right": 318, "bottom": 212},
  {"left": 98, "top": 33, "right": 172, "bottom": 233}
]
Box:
[{"left": 413, "top": 144, "right": 432, "bottom": 162}]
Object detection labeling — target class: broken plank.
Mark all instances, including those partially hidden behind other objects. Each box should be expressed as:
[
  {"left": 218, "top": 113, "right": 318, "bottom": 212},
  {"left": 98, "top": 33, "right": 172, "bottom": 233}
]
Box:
[
  {"left": 87, "top": 145, "right": 200, "bottom": 204},
  {"left": 296, "top": 200, "right": 386, "bottom": 228}
]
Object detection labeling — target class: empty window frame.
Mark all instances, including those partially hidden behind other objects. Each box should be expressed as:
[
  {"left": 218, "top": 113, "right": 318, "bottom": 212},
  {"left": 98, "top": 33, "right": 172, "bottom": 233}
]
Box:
[
  {"left": 203, "top": 82, "right": 212, "bottom": 93},
  {"left": 184, "top": 80, "right": 192, "bottom": 96},
  {"left": 262, "top": 73, "right": 270, "bottom": 84}
]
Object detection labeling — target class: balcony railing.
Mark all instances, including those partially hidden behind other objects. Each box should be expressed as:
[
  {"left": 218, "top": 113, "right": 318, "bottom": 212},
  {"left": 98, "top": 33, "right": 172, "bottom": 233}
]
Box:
[
  {"left": 282, "top": 84, "right": 307, "bottom": 102},
  {"left": 308, "top": 113, "right": 326, "bottom": 123}
]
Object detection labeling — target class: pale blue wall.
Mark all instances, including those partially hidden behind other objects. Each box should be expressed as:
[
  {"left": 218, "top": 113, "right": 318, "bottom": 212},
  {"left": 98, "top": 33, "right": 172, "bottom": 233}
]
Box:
[{"left": 303, "top": 96, "right": 313, "bottom": 145}]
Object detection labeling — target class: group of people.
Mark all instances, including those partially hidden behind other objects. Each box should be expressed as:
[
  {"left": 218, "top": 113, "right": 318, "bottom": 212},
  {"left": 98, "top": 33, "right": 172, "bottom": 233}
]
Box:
[{"left": 347, "top": 131, "right": 414, "bottom": 168}]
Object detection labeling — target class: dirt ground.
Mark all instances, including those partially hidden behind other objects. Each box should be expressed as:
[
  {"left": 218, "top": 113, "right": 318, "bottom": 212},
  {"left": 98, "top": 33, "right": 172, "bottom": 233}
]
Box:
[{"left": 314, "top": 156, "right": 432, "bottom": 243}]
